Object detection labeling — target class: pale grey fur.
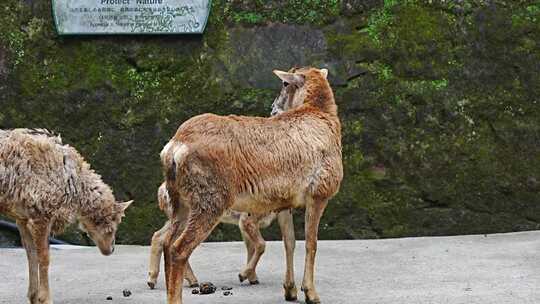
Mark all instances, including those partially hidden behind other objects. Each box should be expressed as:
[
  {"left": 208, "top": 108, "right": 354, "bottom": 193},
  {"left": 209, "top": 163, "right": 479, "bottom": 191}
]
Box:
[{"left": 0, "top": 128, "right": 120, "bottom": 234}]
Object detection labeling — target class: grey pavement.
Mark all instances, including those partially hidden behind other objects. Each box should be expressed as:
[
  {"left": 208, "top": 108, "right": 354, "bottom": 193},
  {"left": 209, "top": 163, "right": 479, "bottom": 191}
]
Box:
[{"left": 1, "top": 231, "right": 539, "bottom": 304}]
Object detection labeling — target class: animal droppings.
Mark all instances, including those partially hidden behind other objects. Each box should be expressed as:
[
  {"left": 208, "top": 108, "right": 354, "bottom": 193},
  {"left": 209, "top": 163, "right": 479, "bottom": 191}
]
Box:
[
  {"left": 199, "top": 282, "right": 217, "bottom": 295},
  {"left": 223, "top": 291, "right": 233, "bottom": 296},
  {"left": 192, "top": 289, "right": 200, "bottom": 294},
  {"left": 106, "top": 296, "right": 113, "bottom": 300},
  {"left": 221, "top": 286, "right": 233, "bottom": 291},
  {"left": 122, "top": 289, "right": 132, "bottom": 297}
]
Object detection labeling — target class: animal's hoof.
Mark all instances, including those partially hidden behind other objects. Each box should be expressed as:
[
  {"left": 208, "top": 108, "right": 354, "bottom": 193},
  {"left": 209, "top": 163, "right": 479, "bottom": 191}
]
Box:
[
  {"left": 189, "top": 283, "right": 200, "bottom": 288},
  {"left": 240, "top": 269, "right": 259, "bottom": 284},
  {"left": 285, "top": 294, "right": 298, "bottom": 301},
  {"left": 147, "top": 281, "right": 156, "bottom": 289},
  {"left": 28, "top": 292, "right": 38, "bottom": 304},
  {"left": 284, "top": 284, "right": 298, "bottom": 301},
  {"left": 37, "top": 296, "right": 53, "bottom": 304},
  {"left": 304, "top": 288, "right": 321, "bottom": 304}
]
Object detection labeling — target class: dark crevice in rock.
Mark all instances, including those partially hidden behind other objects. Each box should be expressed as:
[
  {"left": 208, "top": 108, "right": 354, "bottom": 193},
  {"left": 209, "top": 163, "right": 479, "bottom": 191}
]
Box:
[
  {"left": 524, "top": 217, "right": 540, "bottom": 224},
  {"left": 346, "top": 70, "right": 368, "bottom": 82},
  {"left": 463, "top": 205, "right": 494, "bottom": 216}
]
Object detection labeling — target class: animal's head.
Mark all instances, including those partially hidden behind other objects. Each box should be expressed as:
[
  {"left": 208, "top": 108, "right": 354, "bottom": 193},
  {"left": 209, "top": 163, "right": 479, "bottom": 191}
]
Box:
[
  {"left": 78, "top": 185, "right": 132, "bottom": 256},
  {"left": 271, "top": 67, "right": 329, "bottom": 116}
]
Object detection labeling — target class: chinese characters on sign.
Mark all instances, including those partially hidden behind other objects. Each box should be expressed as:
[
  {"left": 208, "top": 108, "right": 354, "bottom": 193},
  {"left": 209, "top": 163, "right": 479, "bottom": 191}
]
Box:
[{"left": 53, "top": 0, "right": 211, "bottom": 35}]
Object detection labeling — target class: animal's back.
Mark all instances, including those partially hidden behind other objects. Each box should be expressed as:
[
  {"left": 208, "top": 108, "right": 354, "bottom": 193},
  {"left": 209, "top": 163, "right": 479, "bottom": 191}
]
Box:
[
  {"left": 0, "top": 129, "right": 81, "bottom": 220},
  {"left": 168, "top": 107, "right": 342, "bottom": 214}
]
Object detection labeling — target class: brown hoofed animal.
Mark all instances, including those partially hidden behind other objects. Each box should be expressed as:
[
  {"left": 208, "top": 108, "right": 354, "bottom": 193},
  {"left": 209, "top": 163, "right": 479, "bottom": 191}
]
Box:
[
  {"left": 146, "top": 183, "right": 295, "bottom": 289},
  {"left": 161, "top": 67, "right": 343, "bottom": 304},
  {"left": 0, "top": 129, "right": 132, "bottom": 304},
  {"left": 148, "top": 91, "right": 300, "bottom": 290}
]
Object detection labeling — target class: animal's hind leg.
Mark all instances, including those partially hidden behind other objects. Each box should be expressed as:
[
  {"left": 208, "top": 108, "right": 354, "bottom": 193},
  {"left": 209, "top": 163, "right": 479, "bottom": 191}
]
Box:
[
  {"left": 148, "top": 220, "right": 198, "bottom": 289},
  {"left": 147, "top": 221, "right": 169, "bottom": 289},
  {"left": 183, "top": 260, "right": 199, "bottom": 288},
  {"left": 163, "top": 223, "right": 175, "bottom": 290},
  {"left": 17, "top": 220, "right": 39, "bottom": 304},
  {"left": 162, "top": 225, "right": 199, "bottom": 289},
  {"left": 302, "top": 198, "right": 328, "bottom": 304},
  {"left": 278, "top": 209, "right": 297, "bottom": 301},
  {"left": 238, "top": 214, "right": 266, "bottom": 285},
  {"left": 164, "top": 198, "right": 191, "bottom": 291},
  {"left": 167, "top": 206, "right": 225, "bottom": 304}
]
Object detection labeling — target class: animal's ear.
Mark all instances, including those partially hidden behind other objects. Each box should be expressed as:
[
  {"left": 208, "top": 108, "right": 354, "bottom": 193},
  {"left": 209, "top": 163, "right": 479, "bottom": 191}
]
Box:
[
  {"left": 320, "top": 68, "right": 328, "bottom": 79},
  {"left": 116, "top": 200, "right": 133, "bottom": 216},
  {"left": 273, "top": 70, "right": 304, "bottom": 86}
]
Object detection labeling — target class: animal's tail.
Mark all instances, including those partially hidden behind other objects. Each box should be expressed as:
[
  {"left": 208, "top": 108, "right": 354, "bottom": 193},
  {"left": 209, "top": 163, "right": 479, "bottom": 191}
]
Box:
[
  {"left": 159, "top": 140, "right": 189, "bottom": 212},
  {"left": 160, "top": 141, "right": 178, "bottom": 184},
  {"left": 157, "top": 182, "right": 176, "bottom": 219},
  {"left": 157, "top": 183, "right": 169, "bottom": 212}
]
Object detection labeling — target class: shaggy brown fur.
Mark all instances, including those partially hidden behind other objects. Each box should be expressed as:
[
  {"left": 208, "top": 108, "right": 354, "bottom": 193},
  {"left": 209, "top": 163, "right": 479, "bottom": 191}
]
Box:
[
  {"left": 161, "top": 67, "right": 342, "bottom": 304},
  {"left": 0, "top": 128, "right": 131, "bottom": 304},
  {"left": 146, "top": 183, "right": 293, "bottom": 289}
]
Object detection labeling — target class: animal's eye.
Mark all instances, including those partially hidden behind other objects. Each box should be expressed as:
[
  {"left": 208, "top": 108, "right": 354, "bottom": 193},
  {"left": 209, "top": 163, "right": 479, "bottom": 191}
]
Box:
[{"left": 283, "top": 81, "right": 289, "bottom": 87}]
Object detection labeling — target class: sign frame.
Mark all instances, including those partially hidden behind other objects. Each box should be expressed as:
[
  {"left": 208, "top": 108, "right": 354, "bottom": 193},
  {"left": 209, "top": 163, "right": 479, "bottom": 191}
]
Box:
[{"left": 51, "top": 0, "right": 212, "bottom": 36}]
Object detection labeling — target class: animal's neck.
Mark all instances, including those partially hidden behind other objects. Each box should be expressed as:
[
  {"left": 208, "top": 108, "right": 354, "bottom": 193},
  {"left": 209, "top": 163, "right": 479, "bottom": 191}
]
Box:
[
  {"left": 304, "top": 82, "right": 337, "bottom": 116},
  {"left": 77, "top": 173, "right": 114, "bottom": 220},
  {"left": 80, "top": 194, "right": 106, "bottom": 215}
]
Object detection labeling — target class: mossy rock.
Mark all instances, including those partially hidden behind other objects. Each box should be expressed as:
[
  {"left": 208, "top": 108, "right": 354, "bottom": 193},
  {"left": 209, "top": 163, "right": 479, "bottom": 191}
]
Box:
[{"left": 0, "top": 0, "right": 539, "bottom": 244}]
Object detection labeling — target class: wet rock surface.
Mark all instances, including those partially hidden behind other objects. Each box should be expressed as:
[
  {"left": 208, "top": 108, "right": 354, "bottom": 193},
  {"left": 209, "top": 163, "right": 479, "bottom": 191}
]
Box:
[
  {"left": 224, "top": 24, "right": 330, "bottom": 89},
  {"left": 2, "top": 1, "right": 539, "bottom": 243}
]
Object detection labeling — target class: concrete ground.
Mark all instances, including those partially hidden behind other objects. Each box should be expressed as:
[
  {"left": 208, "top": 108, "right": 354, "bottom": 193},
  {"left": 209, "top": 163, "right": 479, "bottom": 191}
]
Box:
[{"left": 1, "top": 231, "right": 539, "bottom": 304}]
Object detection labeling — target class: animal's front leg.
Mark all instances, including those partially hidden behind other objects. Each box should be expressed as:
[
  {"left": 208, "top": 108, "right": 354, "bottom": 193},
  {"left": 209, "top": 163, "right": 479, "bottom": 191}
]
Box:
[
  {"left": 17, "top": 220, "right": 40, "bottom": 304},
  {"left": 302, "top": 199, "right": 328, "bottom": 304},
  {"left": 32, "top": 221, "right": 52, "bottom": 304},
  {"left": 278, "top": 209, "right": 297, "bottom": 301}
]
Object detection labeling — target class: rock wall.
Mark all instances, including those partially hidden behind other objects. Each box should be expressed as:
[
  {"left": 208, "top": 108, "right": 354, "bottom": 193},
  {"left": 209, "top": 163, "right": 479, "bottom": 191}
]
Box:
[{"left": 0, "top": 0, "right": 539, "bottom": 244}]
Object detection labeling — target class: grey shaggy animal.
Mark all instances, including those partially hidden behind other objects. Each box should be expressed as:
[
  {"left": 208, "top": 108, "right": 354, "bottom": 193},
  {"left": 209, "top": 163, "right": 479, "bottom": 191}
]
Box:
[{"left": 0, "top": 128, "right": 132, "bottom": 304}]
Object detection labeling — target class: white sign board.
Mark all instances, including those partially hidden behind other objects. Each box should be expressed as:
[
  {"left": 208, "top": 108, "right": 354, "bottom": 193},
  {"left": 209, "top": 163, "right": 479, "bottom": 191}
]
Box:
[{"left": 52, "top": 0, "right": 211, "bottom": 35}]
